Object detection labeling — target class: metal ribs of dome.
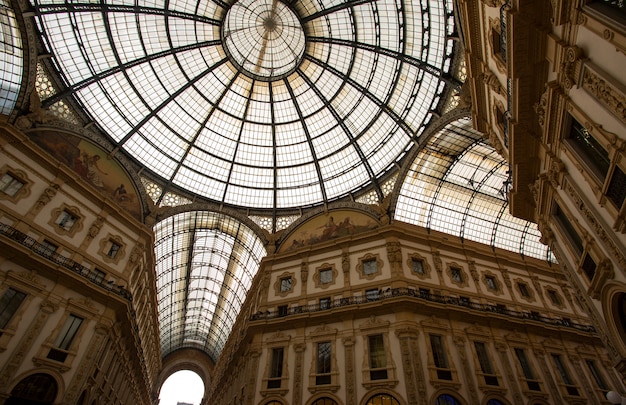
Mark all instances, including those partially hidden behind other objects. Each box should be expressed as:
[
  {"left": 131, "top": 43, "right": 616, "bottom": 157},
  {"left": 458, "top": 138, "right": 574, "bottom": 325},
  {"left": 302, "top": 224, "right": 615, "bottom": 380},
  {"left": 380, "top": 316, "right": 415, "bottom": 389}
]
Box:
[{"left": 32, "top": 0, "right": 459, "bottom": 210}]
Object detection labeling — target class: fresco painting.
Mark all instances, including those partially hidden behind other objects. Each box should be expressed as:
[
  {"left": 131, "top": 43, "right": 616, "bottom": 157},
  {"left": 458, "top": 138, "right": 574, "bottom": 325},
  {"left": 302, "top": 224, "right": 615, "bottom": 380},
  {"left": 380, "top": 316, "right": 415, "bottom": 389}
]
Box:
[
  {"left": 280, "top": 210, "right": 378, "bottom": 252},
  {"left": 29, "top": 130, "right": 142, "bottom": 221}
]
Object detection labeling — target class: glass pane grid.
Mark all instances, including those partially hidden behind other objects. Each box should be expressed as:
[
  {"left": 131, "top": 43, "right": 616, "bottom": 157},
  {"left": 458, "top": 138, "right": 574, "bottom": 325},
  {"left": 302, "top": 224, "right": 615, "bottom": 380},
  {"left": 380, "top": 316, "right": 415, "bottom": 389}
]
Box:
[
  {"left": 395, "top": 117, "right": 554, "bottom": 262},
  {"left": 154, "top": 211, "right": 266, "bottom": 360}
]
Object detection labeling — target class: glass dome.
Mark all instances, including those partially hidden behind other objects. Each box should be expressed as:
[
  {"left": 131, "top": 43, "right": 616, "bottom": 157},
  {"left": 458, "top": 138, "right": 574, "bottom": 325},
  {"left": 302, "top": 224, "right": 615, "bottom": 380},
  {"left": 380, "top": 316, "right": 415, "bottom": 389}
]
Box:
[{"left": 31, "top": 0, "right": 458, "bottom": 209}]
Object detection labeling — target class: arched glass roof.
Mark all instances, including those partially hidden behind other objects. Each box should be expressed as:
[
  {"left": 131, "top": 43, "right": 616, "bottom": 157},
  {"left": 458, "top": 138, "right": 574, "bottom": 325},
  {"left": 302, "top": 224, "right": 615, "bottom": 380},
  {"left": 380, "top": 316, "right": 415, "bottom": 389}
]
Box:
[
  {"left": 154, "top": 211, "right": 266, "bottom": 360},
  {"left": 395, "top": 117, "right": 555, "bottom": 262},
  {"left": 0, "top": 0, "right": 22, "bottom": 115},
  {"left": 31, "top": 0, "right": 458, "bottom": 209}
]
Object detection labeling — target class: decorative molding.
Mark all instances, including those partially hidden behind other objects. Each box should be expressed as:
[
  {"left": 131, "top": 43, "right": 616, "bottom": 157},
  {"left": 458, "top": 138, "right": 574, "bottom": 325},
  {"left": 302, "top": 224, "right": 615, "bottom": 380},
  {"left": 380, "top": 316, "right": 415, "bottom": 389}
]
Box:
[
  {"left": 559, "top": 46, "right": 585, "bottom": 90},
  {"left": 313, "top": 263, "right": 338, "bottom": 289},
  {"left": 581, "top": 63, "right": 626, "bottom": 126},
  {"left": 0, "top": 166, "right": 32, "bottom": 203},
  {"left": 0, "top": 301, "right": 56, "bottom": 387},
  {"left": 480, "top": 0, "right": 506, "bottom": 6},
  {"left": 342, "top": 337, "right": 356, "bottom": 405},
  {"left": 356, "top": 253, "right": 383, "bottom": 280},
  {"left": 274, "top": 271, "right": 296, "bottom": 297},
  {"left": 482, "top": 70, "right": 506, "bottom": 96},
  {"left": 406, "top": 252, "right": 432, "bottom": 280},
  {"left": 588, "top": 259, "right": 614, "bottom": 299},
  {"left": 563, "top": 179, "right": 626, "bottom": 268},
  {"left": 396, "top": 328, "right": 427, "bottom": 405}
]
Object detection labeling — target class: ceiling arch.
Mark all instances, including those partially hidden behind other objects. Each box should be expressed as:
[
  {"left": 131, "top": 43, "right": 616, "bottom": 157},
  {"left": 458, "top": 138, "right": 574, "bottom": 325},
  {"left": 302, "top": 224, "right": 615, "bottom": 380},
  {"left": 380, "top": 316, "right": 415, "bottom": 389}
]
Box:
[
  {"left": 153, "top": 210, "right": 267, "bottom": 360},
  {"left": 394, "top": 115, "right": 555, "bottom": 262}
]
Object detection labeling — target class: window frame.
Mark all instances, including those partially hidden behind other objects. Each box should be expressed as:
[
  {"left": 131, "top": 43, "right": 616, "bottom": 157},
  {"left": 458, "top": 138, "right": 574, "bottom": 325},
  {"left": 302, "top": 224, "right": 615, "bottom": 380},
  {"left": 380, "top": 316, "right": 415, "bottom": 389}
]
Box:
[
  {"left": 357, "top": 254, "right": 383, "bottom": 280},
  {"left": 49, "top": 204, "right": 83, "bottom": 237},
  {"left": 0, "top": 166, "right": 31, "bottom": 202},
  {"left": 514, "top": 347, "right": 542, "bottom": 392},
  {"left": 474, "top": 341, "right": 499, "bottom": 386},
  {"left": 430, "top": 334, "right": 453, "bottom": 381},
  {"left": 0, "top": 287, "right": 27, "bottom": 331}
]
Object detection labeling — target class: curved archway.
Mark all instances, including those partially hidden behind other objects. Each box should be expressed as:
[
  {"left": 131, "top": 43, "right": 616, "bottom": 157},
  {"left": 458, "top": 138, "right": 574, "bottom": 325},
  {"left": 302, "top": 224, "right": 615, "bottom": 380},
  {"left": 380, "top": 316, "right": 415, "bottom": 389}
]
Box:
[
  {"left": 155, "top": 348, "right": 214, "bottom": 402},
  {"left": 310, "top": 397, "right": 340, "bottom": 405},
  {"left": 159, "top": 370, "right": 204, "bottom": 405},
  {"left": 434, "top": 394, "right": 463, "bottom": 405},
  {"left": 602, "top": 284, "right": 626, "bottom": 355},
  {"left": 262, "top": 399, "right": 285, "bottom": 405},
  {"left": 365, "top": 393, "right": 401, "bottom": 405},
  {"left": 6, "top": 373, "right": 57, "bottom": 405}
]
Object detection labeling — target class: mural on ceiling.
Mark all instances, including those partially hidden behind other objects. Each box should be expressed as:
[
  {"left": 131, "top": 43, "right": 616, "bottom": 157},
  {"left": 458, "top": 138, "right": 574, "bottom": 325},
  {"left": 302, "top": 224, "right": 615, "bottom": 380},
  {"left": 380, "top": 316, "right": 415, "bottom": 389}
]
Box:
[
  {"left": 28, "top": 130, "right": 142, "bottom": 221},
  {"left": 280, "top": 210, "right": 379, "bottom": 252}
]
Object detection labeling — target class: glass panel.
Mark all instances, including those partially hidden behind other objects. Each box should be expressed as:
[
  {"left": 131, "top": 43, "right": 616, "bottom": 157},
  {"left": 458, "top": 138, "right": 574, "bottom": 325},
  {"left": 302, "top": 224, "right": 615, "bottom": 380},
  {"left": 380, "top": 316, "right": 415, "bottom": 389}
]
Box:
[
  {"left": 0, "top": 288, "right": 26, "bottom": 328},
  {"left": 30, "top": 0, "right": 457, "bottom": 209},
  {"left": 368, "top": 334, "right": 386, "bottom": 369},
  {"left": 430, "top": 334, "right": 448, "bottom": 368},
  {"left": 154, "top": 211, "right": 266, "bottom": 360},
  {"left": 54, "top": 314, "right": 83, "bottom": 350},
  {"left": 474, "top": 341, "right": 493, "bottom": 374},
  {"left": 0, "top": 173, "right": 23, "bottom": 196},
  {"left": 395, "top": 116, "right": 555, "bottom": 263},
  {"left": 317, "top": 341, "right": 331, "bottom": 378},
  {"left": 0, "top": 0, "right": 22, "bottom": 115}
]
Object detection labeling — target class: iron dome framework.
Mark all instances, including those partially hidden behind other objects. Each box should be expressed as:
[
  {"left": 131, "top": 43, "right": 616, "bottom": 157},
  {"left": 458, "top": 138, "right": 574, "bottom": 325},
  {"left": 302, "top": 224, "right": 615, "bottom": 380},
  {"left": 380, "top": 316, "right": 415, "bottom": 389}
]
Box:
[{"left": 30, "top": 0, "right": 459, "bottom": 210}]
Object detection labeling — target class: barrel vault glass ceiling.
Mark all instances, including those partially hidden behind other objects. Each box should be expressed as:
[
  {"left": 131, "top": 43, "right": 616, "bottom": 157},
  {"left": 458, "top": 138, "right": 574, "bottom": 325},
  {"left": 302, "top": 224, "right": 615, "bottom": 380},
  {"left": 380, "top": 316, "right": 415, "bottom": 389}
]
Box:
[{"left": 17, "top": 0, "right": 550, "bottom": 363}]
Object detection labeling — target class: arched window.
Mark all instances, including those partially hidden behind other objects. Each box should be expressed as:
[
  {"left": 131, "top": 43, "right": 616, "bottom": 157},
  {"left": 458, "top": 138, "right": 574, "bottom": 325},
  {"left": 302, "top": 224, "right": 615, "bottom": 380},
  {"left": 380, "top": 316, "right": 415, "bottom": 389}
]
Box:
[
  {"left": 366, "top": 393, "right": 401, "bottom": 405},
  {"left": 487, "top": 400, "right": 505, "bottom": 405},
  {"left": 264, "top": 401, "right": 283, "bottom": 405},
  {"left": 311, "top": 398, "right": 339, "bottom": 405},
  {"left": 435, "top": 394, "right": 462, "bottom": 405},
  {"left": 6, "top": 373, "right": 57, "bottom": 405}
]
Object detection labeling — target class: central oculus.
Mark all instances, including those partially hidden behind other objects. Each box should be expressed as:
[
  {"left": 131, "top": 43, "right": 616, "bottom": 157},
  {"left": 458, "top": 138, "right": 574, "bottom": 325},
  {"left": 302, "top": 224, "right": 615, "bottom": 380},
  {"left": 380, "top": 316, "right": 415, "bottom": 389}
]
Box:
[{"left": 222, "top": 0, "right": 306, "bottom": 81}]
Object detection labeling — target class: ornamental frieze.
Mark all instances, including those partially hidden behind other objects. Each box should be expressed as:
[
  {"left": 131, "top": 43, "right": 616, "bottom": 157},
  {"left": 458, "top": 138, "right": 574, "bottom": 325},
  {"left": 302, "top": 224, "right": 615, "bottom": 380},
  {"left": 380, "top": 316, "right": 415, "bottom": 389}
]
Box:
[{"left": 581, "top": 64, "right": 626, "bottom": 126}]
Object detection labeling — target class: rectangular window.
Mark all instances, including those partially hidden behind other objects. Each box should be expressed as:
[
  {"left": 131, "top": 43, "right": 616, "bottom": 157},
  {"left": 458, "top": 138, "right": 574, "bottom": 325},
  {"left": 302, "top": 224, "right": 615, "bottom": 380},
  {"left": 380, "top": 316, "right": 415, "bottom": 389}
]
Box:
[
  {"left": 553, "top": 203, "right": 584, "bottom": 257},
  {"left": 475, "top": 341, "right": 499, "bottom": 386},
  {"left": 316, "top": 341, "right": 331, "bottom": 385},
  {"left": 547, "top": 290, "right": 561, "bottom": 306},
  {"left": 582, "top": 253, "right": 597, "bottom": 281},
  {"left": 363, "top": 259, "right": 378, "bottom": 275},
  {"left": 368, "top": 334, "right": 387, "bottom": 380},
  {"left": 92, "top": 269, "right": 106, "bottom": 284},
  {"left": 419, "top": 288, "right": 431, "bottom": 299},
  {"left": 55, "top": 210, "right": 78, "bottom": 231},
  {"left": 279, "top": 277, "right": 292, "bottom": 292},
  {"left": 474, "top": 341, "right": 494, "bottom": 372},
  {"left": 319, "top": 268, "right": 332, "bottom": 284},
  {"left": 430, "top": 334, "right": 452, "bottom": 380},
  {"left": 107, "top": 242, "right": 121, "bottom": 258},
  {"left": 0, "top": 172, "right": 24, "bottom": 196},
  {"left": 38, "top": 239, "right": 58, "bottom": 258},
  {"left": 412, "top": 259, "right": 424, "bottom": 274},
  {"left": 54, "top": 314, "right": 83, "bottom": 350},
  {"left": 586, "top": 359, "right": 608, "bottom": 391},
  {"left": 366, "top": 288, "right": 379, "bottom": 301},
  {"left": 268, "top": 347, "right": 284, "bottom": 388},
  {"left": 552, "top": 354, "right": 579, "bottom": 396},
  {"left": 518, "top": 283, "right": 530, "bottom": 297},
  {"left": 568, "top": 117, "right": 610, "bottom": 181},
  {"left": 515, "top": 348, "right": 540, "bottom": 391},
  {"left": 485, "top": 276, "right": 497, "bottom": 290},
  {"left": 451, "top": 267, "right": 463, "bottom": 283},
  {"left": 0, "top": 288, "right": 26, "bottom": 329},
  {"left": 277, "top": 305, "right": 288, "bottom": 317},
  {"left": 607, "top": 166, "right": 626, "bottom": 209}
]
